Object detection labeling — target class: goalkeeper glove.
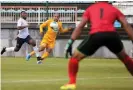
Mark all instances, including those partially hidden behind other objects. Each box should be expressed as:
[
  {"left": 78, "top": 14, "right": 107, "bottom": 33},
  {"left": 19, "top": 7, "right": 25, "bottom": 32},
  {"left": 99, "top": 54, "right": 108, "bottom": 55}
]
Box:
[{"left": 65, "top": 39, "right": 74, "bottom": 58}]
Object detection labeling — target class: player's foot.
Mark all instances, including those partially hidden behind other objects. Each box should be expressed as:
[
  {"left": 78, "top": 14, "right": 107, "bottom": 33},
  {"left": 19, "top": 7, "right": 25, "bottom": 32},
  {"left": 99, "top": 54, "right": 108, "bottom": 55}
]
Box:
[
  {"left": 37, "top": 57, "right": 43, "bottom": 64},
  {"left": 1, "top": 47, "right": 6, "bottom": 55},
  {"left": 26, "top": 54, "right": 31, "bottom": 61},
  {"left": 60, "top": 84, "right": 76, "bottom": 90},
  {"left": 37, "top": 60, "right": 42, "bottom": 64}
]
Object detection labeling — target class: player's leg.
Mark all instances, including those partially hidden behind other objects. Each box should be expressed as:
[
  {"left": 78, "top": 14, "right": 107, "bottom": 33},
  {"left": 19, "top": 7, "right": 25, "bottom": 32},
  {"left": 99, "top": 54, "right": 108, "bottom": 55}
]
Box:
[
  {"left": 37, "top": 41, "right": 55, "bottom": 64},
  {"left": 25, "top": 35, "right": 40, "bottom": 60},
  {"left": 1, "top": 47, "right": 15, "bottom": 55},
  {"left": 117, "top": 49, "right": 133, "bottom": 76},
  {"left": 36, "top": 41, "right": 48, "bottom": 64},
  {"left": 36, "top": 43, "right": 48, "bottom": 64},
  {"left": 105, "top": 32, "right": 133, "bottom": 76},
  {"left": 26, "top": 35, "right": 47, "bottom": 61},
  {"left": 29, "top": 51, "right": 35, "bottom": 57},
  {"left": 41, "top": 41, "right": 55, "bottom": 60},
  {"left": 60, "top": 49, "right": 86, "bottom": 90},
  {"left": 41, "top": 48, "right": 52, "bottom": 60},
  {"left": 61, "top": 35, "right": 102, "bottom": 89},
  {"left": 1, "top": 37, "right": 24, "bottom": 55}
]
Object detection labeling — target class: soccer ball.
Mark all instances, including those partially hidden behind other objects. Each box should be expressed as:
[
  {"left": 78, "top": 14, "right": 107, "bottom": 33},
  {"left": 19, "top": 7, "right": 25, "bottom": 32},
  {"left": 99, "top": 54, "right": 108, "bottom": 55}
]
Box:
[{"left": 50, "top": 21, "right": 59, "bottom": 32}]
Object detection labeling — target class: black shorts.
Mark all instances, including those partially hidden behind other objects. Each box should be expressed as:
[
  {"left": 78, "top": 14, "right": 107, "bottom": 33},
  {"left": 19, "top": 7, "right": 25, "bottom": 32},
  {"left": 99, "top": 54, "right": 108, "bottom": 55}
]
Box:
[
  {"left": 77, "top": 32, "right": 123, "bottom": 56},
  {"left": 15, "top": 35, "right": 33, "bottom": 50}
]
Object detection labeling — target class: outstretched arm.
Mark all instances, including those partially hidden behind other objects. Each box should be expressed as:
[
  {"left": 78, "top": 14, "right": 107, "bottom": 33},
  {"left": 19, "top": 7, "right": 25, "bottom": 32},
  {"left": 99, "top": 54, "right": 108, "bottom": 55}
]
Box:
[
  {"left": 59, "top": 23, "right": 73, "bottom": 33},
  {"left": 118, "top": 17, "right": 133, "bottom": 40}
]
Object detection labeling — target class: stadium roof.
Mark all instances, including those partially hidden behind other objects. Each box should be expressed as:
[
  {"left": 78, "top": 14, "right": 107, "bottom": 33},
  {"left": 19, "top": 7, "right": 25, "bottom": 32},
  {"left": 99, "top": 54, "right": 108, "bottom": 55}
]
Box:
[
  {"left": 0, "top": 0, "right": 117, "bottom": 3},
  {"left": 0, "top": 0, "right": 129, "bottom": 4},
  {"left": 0, "top": 0, "right": 95, "bottom": 3}
]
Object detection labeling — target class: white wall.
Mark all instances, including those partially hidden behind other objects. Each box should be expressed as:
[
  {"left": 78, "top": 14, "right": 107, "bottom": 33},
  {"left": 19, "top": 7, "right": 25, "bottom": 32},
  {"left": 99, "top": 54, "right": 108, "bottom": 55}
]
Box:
[
  {"left": 1, "top": 29, "right": 133, "bottom": 58},
  {"left": 54, "top": 40, "right": 133, "bottom": 58}
]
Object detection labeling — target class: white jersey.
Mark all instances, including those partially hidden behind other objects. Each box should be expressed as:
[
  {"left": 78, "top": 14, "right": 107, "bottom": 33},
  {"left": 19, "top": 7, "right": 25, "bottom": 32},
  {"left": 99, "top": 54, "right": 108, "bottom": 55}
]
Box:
[{"left": 17, "top": 18, "right": 29, "bottom": 38}]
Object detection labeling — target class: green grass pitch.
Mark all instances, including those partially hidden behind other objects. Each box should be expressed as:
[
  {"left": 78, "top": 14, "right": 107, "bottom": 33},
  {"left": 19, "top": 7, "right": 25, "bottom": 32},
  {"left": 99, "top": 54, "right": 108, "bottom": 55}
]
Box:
[{"left": 1, "top": 57, "right": 133, "bottom": 90}]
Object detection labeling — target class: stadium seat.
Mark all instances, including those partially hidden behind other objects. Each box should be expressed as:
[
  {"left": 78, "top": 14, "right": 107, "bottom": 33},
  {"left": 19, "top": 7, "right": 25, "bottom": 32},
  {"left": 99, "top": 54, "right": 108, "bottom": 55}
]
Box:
[
  {"left": 26, "top": 9, "right": 36, "bottom": 13},
  {"left": 57, "top": 10, "right": 66, "bottom": 13},
  {"left": 39, "top": 10, "right": 46, "bottom": 13},
  {"left": 6, "top": 9, "right": 16, "bottom": 13},
  {"left": 77, "top": 9, "right": 85, "bottom": 13},
  {"left": 16, "top": 10, "right": 24, "bottom": 13},
  {"left": 1, "top": 9, "right": 6, "bottom": 12},
  {"left": 48, "top": 10, "right": 55, "bottom": 13}
]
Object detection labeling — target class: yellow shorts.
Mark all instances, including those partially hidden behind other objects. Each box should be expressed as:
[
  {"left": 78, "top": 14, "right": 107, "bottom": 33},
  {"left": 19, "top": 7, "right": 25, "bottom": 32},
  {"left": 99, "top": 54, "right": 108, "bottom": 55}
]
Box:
[{"left": 40, "top": 38, "right": 55, "bottom": 49}]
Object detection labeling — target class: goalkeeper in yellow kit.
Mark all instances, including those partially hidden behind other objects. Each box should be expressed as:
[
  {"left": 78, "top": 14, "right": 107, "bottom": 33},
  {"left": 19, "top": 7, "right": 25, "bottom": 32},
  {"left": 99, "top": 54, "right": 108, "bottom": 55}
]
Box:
[{"left": 26, "top": 13, "right": 73, "bottom": 64}]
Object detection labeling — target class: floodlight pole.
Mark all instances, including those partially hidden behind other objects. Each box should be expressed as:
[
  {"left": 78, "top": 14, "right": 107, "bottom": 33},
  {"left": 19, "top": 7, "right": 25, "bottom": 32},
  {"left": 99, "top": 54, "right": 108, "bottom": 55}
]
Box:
[{"left": 46, "top": 1, "right": 49, "bottom": 20}]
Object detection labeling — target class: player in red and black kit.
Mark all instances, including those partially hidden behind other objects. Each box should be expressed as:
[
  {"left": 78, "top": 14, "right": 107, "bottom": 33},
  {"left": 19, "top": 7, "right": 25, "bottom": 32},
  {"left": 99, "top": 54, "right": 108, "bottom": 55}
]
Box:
[{"left": 60, "top": 1, "right": 133, "bottom": 89}]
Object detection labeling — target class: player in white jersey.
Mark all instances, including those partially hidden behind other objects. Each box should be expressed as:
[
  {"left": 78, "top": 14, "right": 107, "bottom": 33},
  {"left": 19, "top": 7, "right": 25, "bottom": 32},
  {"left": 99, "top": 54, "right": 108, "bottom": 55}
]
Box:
[{"left": 1, "top": 11, "right": 40, "bottom": 59}]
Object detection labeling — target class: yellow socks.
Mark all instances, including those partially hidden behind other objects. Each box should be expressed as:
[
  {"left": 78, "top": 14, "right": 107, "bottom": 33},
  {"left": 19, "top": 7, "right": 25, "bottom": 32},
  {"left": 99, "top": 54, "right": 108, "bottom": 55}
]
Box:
[
  {"left": 41, "top": 52, "right": 49, "bottom": 59},
  {"left": 30, "top": 51, "right": 35, "bottom": 56}
]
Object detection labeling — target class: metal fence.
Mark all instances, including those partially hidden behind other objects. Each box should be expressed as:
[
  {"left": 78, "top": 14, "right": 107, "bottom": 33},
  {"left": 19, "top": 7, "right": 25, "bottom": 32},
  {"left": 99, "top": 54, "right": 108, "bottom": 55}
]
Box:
[
  {"left": 1, "top": 3, "right": 133, "bottom": 24},
  {"left": 1, "top": 6, "right": 77, "bottom": 24},
  {"left": 1, "top": 2, "right": 133, "bottom": 57},
  {"left": 113, "top": 2, "right": 133, "bottom": 23}
]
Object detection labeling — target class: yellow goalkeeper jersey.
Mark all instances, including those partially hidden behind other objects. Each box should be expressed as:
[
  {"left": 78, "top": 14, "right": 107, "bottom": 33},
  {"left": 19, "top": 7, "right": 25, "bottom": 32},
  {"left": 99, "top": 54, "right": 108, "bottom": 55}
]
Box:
[{"left": 40, "top": 19, "right": 69, "bottom": 42}]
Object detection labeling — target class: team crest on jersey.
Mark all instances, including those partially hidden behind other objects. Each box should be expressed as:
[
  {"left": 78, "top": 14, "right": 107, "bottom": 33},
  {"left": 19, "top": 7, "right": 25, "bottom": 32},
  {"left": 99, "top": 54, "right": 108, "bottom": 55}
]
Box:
[{"left": 50, "top": 21, "right": 59, "bottom": 32}]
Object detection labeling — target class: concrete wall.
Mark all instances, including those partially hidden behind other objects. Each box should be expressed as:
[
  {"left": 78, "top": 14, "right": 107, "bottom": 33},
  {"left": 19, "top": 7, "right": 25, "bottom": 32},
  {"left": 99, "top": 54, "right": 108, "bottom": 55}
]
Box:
[
  {"left": 1, "top": 29, "right": 133, "bottom": 58},
  {"left": 54, "top": 40, "right": 133, "bottom": 58}
]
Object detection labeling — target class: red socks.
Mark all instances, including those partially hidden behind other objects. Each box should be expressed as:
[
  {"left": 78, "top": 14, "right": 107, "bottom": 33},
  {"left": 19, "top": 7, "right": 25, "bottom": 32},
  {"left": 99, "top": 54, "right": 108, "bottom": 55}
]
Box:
[
  {"left": 67, "top": 55, "right": 133, "bottom": 85},
  {"left": 122, "top": 55, "right": 133, "bottom": 76},
  {"left": 68, "top": 57, "right": 79, "bottom": 84}
]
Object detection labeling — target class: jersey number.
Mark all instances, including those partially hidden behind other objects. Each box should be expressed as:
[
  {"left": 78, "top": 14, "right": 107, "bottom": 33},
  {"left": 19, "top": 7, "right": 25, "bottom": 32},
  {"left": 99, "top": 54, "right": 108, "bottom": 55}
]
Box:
[{"left": 100, "top": 8, "right": 104, "bottom": 19}]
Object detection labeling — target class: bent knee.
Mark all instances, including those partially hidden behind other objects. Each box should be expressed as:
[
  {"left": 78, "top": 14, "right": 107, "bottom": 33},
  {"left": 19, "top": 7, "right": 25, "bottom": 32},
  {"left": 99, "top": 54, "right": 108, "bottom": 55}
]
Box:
[
  {"left": 32, "top": 43, "right": 36, "bottom": 47},
  {"left": 30, "top": 41, "right": 36, "bottom": 46},
  {"left": 72, "top": 49, "right": 86, "bottom": 61},
  {"left": 116, "top": 49, "right": 128, "bottom": 60},
  {"left": 46, "top": 48, "right": 52, "bottom": 53},
  {"left": 14, "top": 47, "right": 20, "bottom": 52}
]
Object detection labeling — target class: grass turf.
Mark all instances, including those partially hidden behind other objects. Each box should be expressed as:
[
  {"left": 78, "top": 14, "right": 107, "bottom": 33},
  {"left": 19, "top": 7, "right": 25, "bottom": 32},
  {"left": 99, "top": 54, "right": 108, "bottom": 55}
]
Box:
[{"left": 1, "top": 57, "right": 133, "bottom": 90}]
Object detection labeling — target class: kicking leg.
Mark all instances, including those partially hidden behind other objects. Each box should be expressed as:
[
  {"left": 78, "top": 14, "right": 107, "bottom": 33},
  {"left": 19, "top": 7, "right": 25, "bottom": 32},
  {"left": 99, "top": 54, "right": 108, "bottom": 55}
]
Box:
[
  {"left": 26, "top": 36, "right": 40, "bottom": 60},
  {"left": 37, "top": 45, "right": 53, "bottom": 64},
  {"left": 41, "top": 48, "right": 52, "bottom": 60},
  {"left": 36, "top": 43, "right": 47, "bottom": 64},
  {"left": 1, "top": 37, "right": 24, "bottom": 55},
  {"left": 1, "top": 47, "right": 15, "bottom": 55}
]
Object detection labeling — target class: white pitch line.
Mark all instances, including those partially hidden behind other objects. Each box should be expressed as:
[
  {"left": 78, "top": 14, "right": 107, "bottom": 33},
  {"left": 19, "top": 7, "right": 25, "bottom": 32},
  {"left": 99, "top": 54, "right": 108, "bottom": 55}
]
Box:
[{"left": 2, "top": 77, "right": 133, "bottom": 83}]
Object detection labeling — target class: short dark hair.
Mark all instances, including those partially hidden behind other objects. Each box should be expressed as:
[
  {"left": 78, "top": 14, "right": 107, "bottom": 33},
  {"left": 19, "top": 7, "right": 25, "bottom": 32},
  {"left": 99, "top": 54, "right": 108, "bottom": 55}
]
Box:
[
  {"left": 21, "top": 11, "right": 26, "bottom": 14},
  {"left": 53, "top": 13, "right": 60, "bottom": 17}
]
